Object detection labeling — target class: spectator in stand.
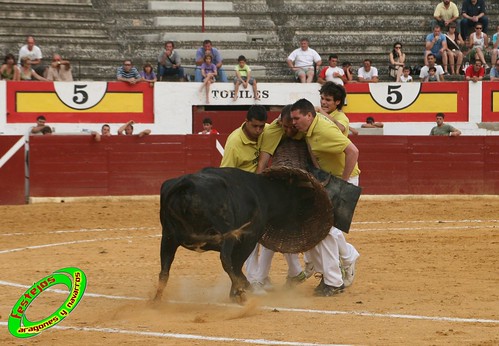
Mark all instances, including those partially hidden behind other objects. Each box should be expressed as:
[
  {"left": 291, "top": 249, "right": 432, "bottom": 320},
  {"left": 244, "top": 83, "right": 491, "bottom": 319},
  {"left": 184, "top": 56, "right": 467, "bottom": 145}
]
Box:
[
  {"left": 20, "top": 57, "right": 48, "bottom": 81},
  {"left": 198, "top": 117, "right": 219, "bottom": 134},
  {"left": 467, "top": 23, "right": 489, "bottom": 69},
  {"left": 200, "top": 54, "right": 217, "bottom": 104},
  {"left": 361, "top": 116, "right": 384, "bottom": 128},
  {"left": 317, "top": 54, "right": 346, "bottom": 85},
  {"left": 117, "top": 59, "right": 141, "bottom": 85},
  {"left": 30, "top": 115, "right": 48, "bottom": 134},
  {"left": 399, "top": 66, "right": 413, "bottom": 82},
  {"left": 388, "top": 42, "right": 406, "bottom": 81},
  {"left": 357, "top": 59, "right": 379, "bottom": 83},
  {"left": 140, "top": 63, "right": 157, "bottom": 85},
  {"left": 117, "top": 120, "right": 151, "bottom": 137},
  {"left": 432, "top": 0, "right": 460, "bottom": 33},
  {"left": 46, "top": 54, "right": 73, "bottom": 81},
  {"left": 342, "top": 61, "right": 355, "bottom": 83},
  {"left": 233, "top": 55, "right": 259, "bottom": 101},
  {"left": 445, "top": 22, "right": 465, "bottom": 75},
  {"left": 286, "top": 38, "right": 322, "bottom": 83},
  {"left": 489, "top": 60, "right": 499, "bottom": 81},
  {"left": 92, "top": 124, "right": 112, "bottom": 142},
  {"left": 491, "top": 24, "right": 499, "bottom": 66},
  {"left": 465, "top": 59, "right": 485, "bottom": 82},
  {"left": 40, "top": 126, "right": 52, "bottom": 135},
  {"left": 425, "top": 25, "right": 450, "bottom": 75},
  {"left": 424, "top": 66, "right": 441, "bottom": 82},
  {"left": 461, "top": 0, "right": 488, "bottom": 40},
  {"left": 430, "top": 113, "right": 461, "bottom": 136},
  {"left": 194, "top": 39, "right": 227, "bottom": 83},
  {"left": 0, "top": 53, "right": 20, "bottom": 81},
  {"left": 18, "top": 36, "right": 46, "bottom": 77},
  {"left": 420, "top": 53, "right": 446, "bottom": 81},
  {"left": 157, "top": 41, "right": 185, "bottom": 81}
]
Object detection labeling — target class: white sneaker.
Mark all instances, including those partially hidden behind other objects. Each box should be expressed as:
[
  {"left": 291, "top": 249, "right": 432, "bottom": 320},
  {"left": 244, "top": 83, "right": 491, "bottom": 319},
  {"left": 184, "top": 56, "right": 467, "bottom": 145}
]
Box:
[
  {"left": 304, "top": 262, "right": 315, "bottom": 279},
  {"left": 262, "top": 277, "right": 274, "bottom": 291},
  {"left": 342, "top": 259, "right": 357, "bottom": 287},
  {"left": 250, "top": 281, "right": 267, "bottom": 295}
]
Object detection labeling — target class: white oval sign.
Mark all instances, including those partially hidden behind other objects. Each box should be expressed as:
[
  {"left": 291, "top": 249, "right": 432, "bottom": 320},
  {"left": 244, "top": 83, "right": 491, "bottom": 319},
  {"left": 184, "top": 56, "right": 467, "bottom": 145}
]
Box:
[
  {"left": 54, "top": 82, "right": 108, "bottom": 110},
  {"left": 368, "top": 83, "right": 422, "bottom": 111}
]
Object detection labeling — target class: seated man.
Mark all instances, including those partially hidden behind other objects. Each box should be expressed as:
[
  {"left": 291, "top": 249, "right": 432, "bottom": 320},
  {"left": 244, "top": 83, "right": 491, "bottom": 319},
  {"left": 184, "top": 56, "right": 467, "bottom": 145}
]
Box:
[
  {"left": 46, "top": 54, "right": 73, "bottom": 81},
  {"left": 194, "top": 40, "right": 228, "bottom": 82},
  {"left": 317, "top": 54, "right": 346, "bottom": 85},
  {"left": 425, "top": 25, "right": 450, "bottom": 75},
  {"left": 490, "top": 60, "right": 499, "bottom": 81},
  {"left": 419, "top": 53, "right": 446, "bottom": 81},
  {"left": 460, "top": 0, "right": 488, "bottom": 40},
  {"left": 432, "top": 0, "right": 460, "bottom": 33},
  {"left": 157, "top": 41, "right": 185, "bottom": 81},
  {"left": 287, "top": 37, "right": 322, "bottom": 83},
  {"left": 357, "top": 59, "right": 378, "bottom": 83}
]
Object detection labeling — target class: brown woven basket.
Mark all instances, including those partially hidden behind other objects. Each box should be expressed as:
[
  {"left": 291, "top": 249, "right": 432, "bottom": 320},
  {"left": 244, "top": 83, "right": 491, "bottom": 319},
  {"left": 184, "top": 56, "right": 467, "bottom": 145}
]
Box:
[{"left": 260, "top": 164, "right": 334, "bottom": 253}]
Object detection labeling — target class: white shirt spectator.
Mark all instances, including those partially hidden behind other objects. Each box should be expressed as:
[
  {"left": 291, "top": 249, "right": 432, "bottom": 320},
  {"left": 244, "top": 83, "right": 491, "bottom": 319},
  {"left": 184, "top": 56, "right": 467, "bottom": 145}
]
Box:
[
  {"left": 400, "top": 75, "right": 413, "bottom": 82},
  {"left": 287, "top": 47, "right": 322, "bottom": 69},
  {"left": 357, "top": 66, "right": 378, "bottom": 81},
  {"left": 321, "top": 66, "right": 345, "bottom": 85},
  {"left": 18, "top": 45, "right": 42, "bottom": 65}
]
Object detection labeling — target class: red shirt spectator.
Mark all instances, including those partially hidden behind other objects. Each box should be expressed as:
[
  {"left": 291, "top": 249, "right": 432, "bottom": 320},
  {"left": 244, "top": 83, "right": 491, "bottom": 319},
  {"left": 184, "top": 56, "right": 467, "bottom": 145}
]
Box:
[{"left": 465, "top": 60, "right": 485, "bottom": 82}]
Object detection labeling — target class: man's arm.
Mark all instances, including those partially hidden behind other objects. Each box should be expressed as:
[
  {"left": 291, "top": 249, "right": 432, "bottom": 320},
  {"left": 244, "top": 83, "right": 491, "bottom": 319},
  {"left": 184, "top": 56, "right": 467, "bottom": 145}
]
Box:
[
  {"left": 138, "top": 129, "right": 151, "bottom": 137},
  {"left": 342, "top": 142, "right": 359, "bottom": 181},
  {"left": 256, "top": 152, "right": 272, "bottom": 174},
  {"left": 117, "top": 120, "right": 133, "bottom": 135},
  {"left": 449, "top": 127, "right": 461, "bottom": 136},
  {"left": 31, "top": 125, "right": 45, "bottom": 134}
]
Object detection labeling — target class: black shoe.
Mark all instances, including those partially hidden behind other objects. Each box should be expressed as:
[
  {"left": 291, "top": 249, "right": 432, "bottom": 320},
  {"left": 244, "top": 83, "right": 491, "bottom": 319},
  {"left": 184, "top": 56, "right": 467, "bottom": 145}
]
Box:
[
  {"left": 314, "top": 277, "right": 325, "bottom": 293},
  {"left": 314, "top": 283, "right": 345, "bottom": 297}
]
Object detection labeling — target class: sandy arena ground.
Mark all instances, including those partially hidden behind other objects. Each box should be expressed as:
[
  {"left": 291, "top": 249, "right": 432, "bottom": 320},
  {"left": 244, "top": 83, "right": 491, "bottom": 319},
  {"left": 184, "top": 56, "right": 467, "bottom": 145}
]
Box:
[{"left": 0, "top": 196, "right": 498, "bottom": 345}]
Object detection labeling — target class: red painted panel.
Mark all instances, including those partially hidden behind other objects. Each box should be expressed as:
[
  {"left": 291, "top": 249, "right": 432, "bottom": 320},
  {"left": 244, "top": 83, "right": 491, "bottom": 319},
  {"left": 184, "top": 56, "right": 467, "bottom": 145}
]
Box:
[
  {"left": 481, "top": 82, "right": 499, "bottom": 122},
  {"left": 0, "top": 136, "right": 26, "bottom": 204},
  {"left": 192, "top": 109, "right": 280, "bottom": 134}
]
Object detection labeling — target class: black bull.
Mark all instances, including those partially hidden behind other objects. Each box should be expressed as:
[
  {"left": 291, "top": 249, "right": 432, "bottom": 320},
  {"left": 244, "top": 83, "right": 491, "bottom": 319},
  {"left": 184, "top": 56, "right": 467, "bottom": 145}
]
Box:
[{"left": 154, "top": 166, "right": 360, "bottom": 303}]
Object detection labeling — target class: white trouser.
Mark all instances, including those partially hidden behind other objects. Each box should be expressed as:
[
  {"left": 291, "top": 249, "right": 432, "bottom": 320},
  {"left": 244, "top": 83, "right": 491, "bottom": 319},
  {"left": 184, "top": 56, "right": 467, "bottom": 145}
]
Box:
[
  {"left": 246, "top": 245, "right": 303, "bottom": 283},
  {"left": 305, "top": 175, "right": 360, "bottom": 287}
]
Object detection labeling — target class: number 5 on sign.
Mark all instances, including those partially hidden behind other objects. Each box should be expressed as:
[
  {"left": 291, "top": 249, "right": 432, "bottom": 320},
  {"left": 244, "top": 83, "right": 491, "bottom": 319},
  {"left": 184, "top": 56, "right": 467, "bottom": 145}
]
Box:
[
  {"left": 54, "top": 82, "right": 108, "bottom": 110},
  {"left": 369, "top": 83, "right": 422, "bottom": 111}
]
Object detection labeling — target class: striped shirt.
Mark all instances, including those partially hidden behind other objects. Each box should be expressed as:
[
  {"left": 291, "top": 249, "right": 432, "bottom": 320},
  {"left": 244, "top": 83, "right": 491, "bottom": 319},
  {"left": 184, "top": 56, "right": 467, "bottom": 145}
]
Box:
[{"left": 117, "top": 66, "right": 140, "bottom": 79}]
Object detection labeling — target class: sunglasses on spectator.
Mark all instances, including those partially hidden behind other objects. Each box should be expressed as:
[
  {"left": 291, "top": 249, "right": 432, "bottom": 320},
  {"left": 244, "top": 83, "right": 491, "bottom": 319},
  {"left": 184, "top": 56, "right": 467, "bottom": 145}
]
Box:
[
  {"left": 124, "top": 63, "right": 132, "bottom": 66},
  {"left": 395, "top": 46, "right": 402, "bottom": 49},
  {"left": 476, "top": 27, "right": 483, "bottom": 30}
]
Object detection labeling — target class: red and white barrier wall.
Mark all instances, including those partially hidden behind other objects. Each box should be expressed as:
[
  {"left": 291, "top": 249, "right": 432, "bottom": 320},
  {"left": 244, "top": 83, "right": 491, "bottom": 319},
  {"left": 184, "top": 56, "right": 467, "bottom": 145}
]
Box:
[{"left": 1, "top": 81, "right": 499, "bottom": 136}]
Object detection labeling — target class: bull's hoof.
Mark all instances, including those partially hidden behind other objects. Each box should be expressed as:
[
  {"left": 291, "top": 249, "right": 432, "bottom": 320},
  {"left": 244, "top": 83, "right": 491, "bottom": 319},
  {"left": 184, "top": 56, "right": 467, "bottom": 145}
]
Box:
[{"left": 230, "top": 289, "right": 247, "bottom": 305}]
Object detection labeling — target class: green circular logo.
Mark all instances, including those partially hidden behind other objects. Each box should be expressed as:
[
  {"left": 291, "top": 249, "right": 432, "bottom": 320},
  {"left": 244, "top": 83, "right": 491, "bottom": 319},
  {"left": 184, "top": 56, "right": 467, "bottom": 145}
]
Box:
[{"left": 8, "top": 267, "right": 87, "bottom": 338}]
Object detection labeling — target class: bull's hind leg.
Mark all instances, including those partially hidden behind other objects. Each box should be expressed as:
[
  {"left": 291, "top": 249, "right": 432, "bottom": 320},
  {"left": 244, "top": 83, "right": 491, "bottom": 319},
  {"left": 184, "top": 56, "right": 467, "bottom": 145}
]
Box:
[{"left": 154, "top": 234, "right": 179, "bottom": 302}]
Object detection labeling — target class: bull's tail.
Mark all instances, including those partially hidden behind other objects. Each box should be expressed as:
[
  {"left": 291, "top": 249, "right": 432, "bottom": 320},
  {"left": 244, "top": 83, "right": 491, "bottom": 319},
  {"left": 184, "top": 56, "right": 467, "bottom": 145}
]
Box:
[{"left": 186, "top": 221, "right": 252, "bottom": 246}]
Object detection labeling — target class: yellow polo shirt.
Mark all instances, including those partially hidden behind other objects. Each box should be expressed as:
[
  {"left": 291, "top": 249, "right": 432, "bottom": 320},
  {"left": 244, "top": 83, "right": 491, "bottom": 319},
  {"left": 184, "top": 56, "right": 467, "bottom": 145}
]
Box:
[
  {"left": 220, "top": 122, "right": 267, "bottom": 173},
  {"left": 306, "top": 115, "right": 360, "bottom": 178},
  {"left": 329, "top": 109, "right": 350, "bottom": 137}
]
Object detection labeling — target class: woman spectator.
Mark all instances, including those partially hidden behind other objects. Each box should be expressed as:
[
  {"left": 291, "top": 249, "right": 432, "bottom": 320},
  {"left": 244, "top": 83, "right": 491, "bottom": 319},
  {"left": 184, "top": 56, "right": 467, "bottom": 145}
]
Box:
[
  {"left": 445, "top": 22, "right": 465, "bottom": 75},
  {"left": 388, "top": 42, "right": 406, "bottom": 81},
  {"left": 140, "top": 63, "right": 157, "bottom": 84},
  {"left": 19, "top": 56, "right": 48, "bottom": 81},
  {"left": 467, "top": 23, "right": 489, "bottom": 69},
  {"left": 0, "top": 53, "right": 20, "bottom": 81}
]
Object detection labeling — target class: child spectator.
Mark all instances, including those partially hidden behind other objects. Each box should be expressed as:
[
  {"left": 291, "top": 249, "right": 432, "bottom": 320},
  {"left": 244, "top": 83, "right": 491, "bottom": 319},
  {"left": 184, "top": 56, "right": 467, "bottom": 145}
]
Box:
[
  {"left": 198, "top": 117, "right": 219, "bottom": 134},
  {"left": 140, "top": 63, "right": 157, "bottom": 83},
  {"left": 425, "top": 66, "right": 440, "bottom": 82},
  {"left": 399, "top": 66, "right": 413, "bottom": 82},
  {"left": 233, "top": 55, "right": 259, "bottom": 101},
  {"left": 200, "top": 54, "right": 217, "bottom": 104}
]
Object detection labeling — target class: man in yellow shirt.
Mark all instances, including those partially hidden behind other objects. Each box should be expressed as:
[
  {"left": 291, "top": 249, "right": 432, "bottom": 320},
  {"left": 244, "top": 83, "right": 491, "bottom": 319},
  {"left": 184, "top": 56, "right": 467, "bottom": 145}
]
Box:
[{"left": 290, "top": 98, "right": 360, "bottom": 296}]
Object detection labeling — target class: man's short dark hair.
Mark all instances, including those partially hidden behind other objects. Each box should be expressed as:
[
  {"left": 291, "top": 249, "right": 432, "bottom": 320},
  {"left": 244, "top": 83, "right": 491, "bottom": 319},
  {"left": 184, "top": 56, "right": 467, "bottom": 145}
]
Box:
[
  {"left": 280, "top": 104, "right": 293, "bottom": 121},
  {"left": 41, "top": 126, "right": 52, "bottom": 135},
  {"left": 102, "top": 124, "right": 110, "bottom": 131},
  {"left": 342, "top": 61, "right": 351, "bottom": 67},
  {"left": 366, "top": 116, "right": 375, "bottom": 124},
  {"left": 363, "top": 59, "right": 372, "bottom": 64},
  {"left": 165, "top": 40, "right": 174, "bottom": 47},
  {"left": 203, "top": 39, "right": 212, "bottom": 45},
  {"left": 427, "top": 53, "right": 436, "bottom": 60},
  {"left": 202, "top": 117, "right": 213, "bottom": 125},
  {"left": 328, "top": 54, "right": 338, "bottom": 60},
  {"left": 246, "top": 105, "right": 267, "bottom": 122},
  {"left": 319, "top": 82, "right": 346, "bottom": 110},
  {"left": 37, "top": 115, "right": 46, "bottom": 121},
  {"left": 238, "top": 55, "right": 246, "bottom": 62},
  {"left": 290, "top": 98, "right": 315, "bottom": 117},
  {"left": 436, "top": 112, "right": 445, "bottom": 118}
]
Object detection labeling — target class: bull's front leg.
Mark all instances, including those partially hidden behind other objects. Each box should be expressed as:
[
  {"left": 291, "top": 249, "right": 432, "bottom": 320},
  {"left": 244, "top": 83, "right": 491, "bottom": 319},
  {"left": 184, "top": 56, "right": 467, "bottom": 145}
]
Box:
[{"left": 153, "top": 233, "right": 179, "bottom": 302}]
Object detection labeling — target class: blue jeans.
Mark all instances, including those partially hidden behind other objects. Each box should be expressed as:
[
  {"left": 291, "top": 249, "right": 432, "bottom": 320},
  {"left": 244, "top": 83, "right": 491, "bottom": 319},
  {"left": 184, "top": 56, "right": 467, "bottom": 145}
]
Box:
[
  {"left": 159, "top": 65, "right": 184, "bottom": 80},
  {"left": 460, "top": 16, "right": 488, "bottom": 39},
  {"left": 195, "top": 67, "right": 228, "bottom": 82}
]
